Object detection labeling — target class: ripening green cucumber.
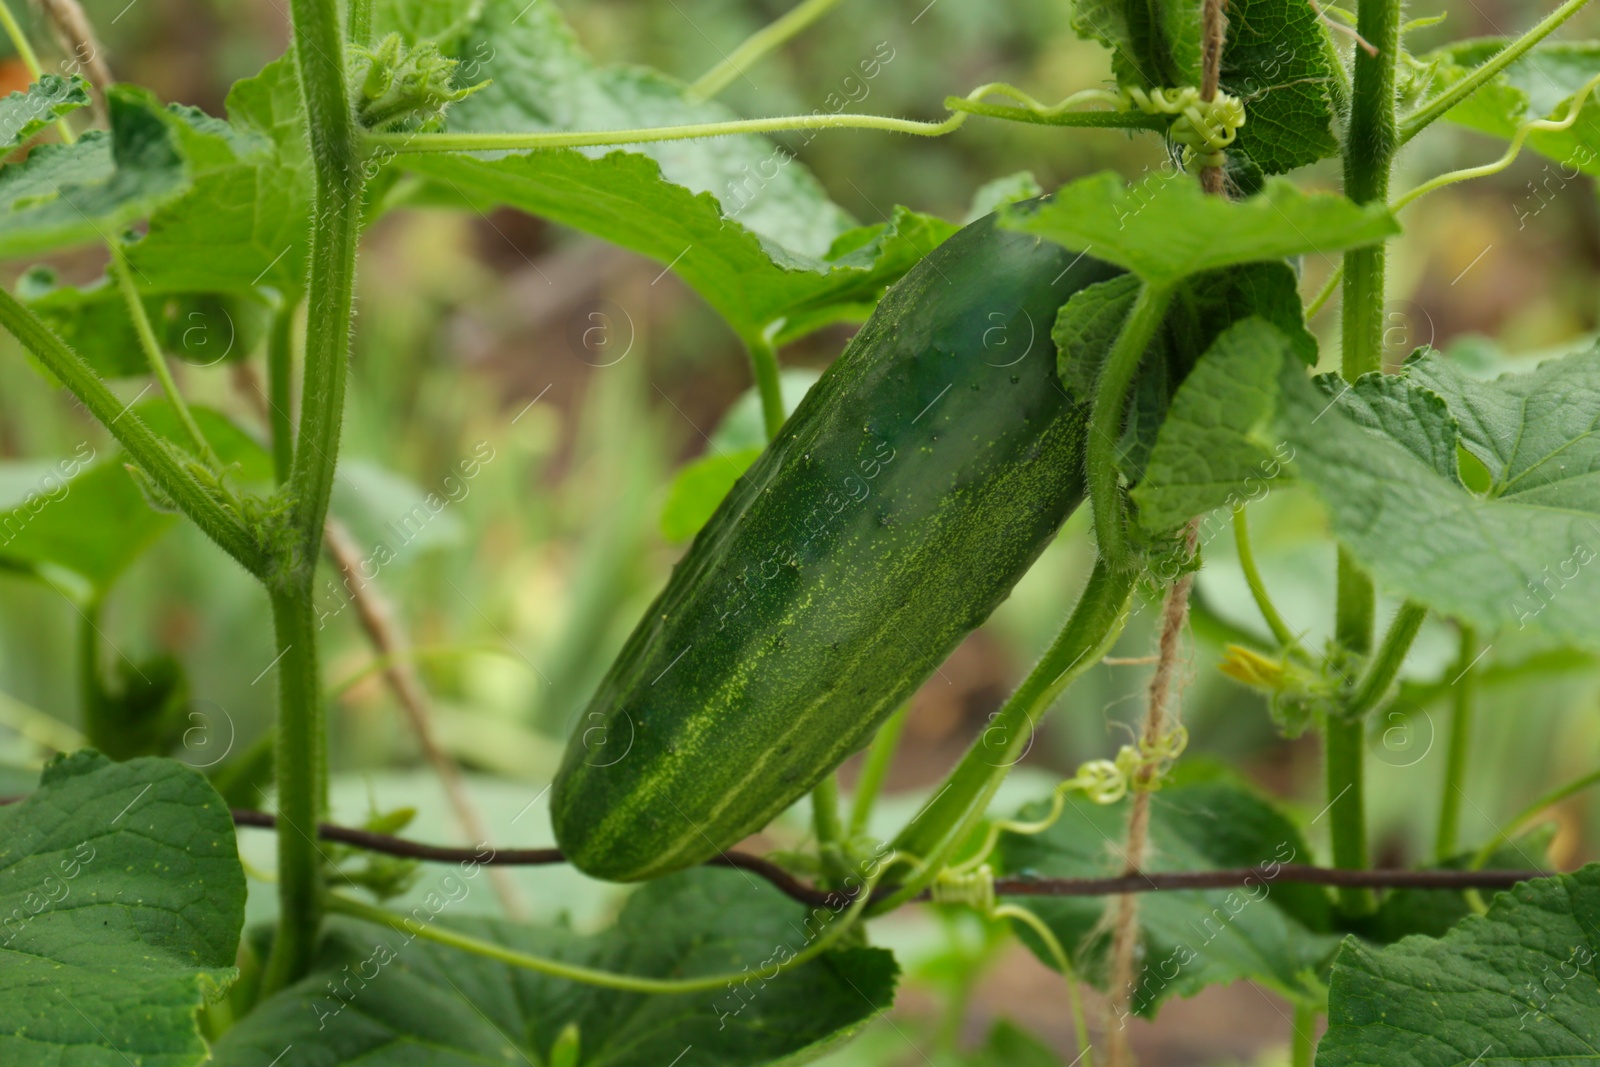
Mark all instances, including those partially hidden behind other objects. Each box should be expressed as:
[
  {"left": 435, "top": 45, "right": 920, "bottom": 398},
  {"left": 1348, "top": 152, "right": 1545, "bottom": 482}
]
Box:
[{"left": 551, "top": 207, "right": 1119, "bottom": 882}]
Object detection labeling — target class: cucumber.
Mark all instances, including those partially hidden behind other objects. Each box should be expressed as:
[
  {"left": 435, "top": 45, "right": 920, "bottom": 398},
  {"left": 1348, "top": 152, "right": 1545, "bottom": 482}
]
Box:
[{"left": 551, "top": 207, "right": 1119, "bottom": 882}]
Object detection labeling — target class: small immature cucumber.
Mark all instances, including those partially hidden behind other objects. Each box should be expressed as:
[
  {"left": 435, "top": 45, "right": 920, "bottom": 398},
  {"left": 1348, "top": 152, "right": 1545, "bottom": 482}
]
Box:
[{"left": 552, "top": 207, "right": 1118, "bottom": 882}]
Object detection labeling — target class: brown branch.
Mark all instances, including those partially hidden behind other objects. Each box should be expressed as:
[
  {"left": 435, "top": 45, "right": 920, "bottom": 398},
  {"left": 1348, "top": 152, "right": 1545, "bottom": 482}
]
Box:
[
  {"left": 34, "top": 0, "right": 113, "bottom": 120},
  {"left": 219, "top": 808, "right": 1551, "bottom": 909}
]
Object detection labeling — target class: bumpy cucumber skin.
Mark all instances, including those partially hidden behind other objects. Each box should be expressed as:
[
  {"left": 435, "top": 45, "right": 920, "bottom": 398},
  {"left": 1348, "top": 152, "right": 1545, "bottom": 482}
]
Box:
[{"left": 552, "top": 208, "right": 1118, "bottom": 882}]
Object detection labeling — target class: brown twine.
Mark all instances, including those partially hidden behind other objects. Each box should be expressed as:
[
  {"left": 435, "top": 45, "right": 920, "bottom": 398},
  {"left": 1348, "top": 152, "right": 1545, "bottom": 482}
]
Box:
[
  {"left": 34, "top": 0, "right": 112, "bottom": 119},
  {"left": 1104, "top": 520, "right": 1201, "bottom": 1065}
]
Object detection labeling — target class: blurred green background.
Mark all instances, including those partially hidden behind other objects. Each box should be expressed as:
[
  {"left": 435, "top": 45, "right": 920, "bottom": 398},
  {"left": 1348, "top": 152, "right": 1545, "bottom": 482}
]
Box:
[{"left": 1, "top": 0, "right": 1598, "bottom": 1062}]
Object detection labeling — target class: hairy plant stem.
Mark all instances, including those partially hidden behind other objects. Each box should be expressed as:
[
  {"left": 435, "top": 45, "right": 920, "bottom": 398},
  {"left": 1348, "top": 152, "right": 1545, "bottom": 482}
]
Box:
[
  {"left": 262, "top": 0, "right": 366, "bottom": 990},
  {"left": 109, "top": 245, "right": 217, "bottom": 466},
  {"left": 1089, "top": 282, "right": 1173, "bottom": 571},
  {"left": 686, "top": 0, "right": 847, "bottom": 103},
  {"left": 347, "top": 0, "right": 371, "bottom": 45},
  {"left": 365, "top": 109, "right": 968, "bottom": 154},
  {"left": 267, "top": 302, "right": 296, "bottom": 485},
  {"left": 1435, "top": 625, "right": 1478, "bottom": 862},
  {"left": 76, "top": 599, "right": 110, "bottom": 751},
  {"left": 1292, "top": 1002, "right": 1318, "bottom": 1067},
  {"left": 747, "top": 331, "right": 786, "bottom": 439},
  {"left": 0, "top": 289, "right": 267, "bottom": 574},
  {"left": 849, "top": 703, "right": 909, "bottom": 835},
  {"left": 876, "top": 559, "right": 1137, "bottom": 914},
  {"left": 1233, "top": 506, "right": 1296, "bottom": 649},
  {"left": 1399, "top": 0, "right": 1593, "bottom": 144},
  {"left": 1329, "top": 0, "right": 1402, "bottom": 919},
  {"left": 1344, "top": 601, "right": 1427, "bottom": 722},
  {"left": 260, "top": 586, "right": 326, "bottom": 993},
  {"left": 811, "top": 772, "right": 849, "bottom": 884}
]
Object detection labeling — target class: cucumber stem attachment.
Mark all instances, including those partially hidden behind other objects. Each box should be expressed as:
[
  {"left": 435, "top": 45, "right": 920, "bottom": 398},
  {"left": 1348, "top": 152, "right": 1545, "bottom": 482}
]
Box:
[
  {"left": 1088, "top": 281, "right": 1173, "bottom": 572},
  {"left": 876, "top": 558, "right": 1138, "bottom": 914}
]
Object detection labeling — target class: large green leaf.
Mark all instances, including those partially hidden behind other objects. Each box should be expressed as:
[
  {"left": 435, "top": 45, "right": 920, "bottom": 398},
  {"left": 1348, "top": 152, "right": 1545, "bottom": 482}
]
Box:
[
  {"left": 1423, "top": 40, "right": 1600, "bottom": 177},
  {"left": 391, "top": 0, "right": 953, "bottom": 342},
  {"left": 0, "top": 75, "right": 91, "bottom": 151},
  {"left": 1053, "top": 260, "right": 1314, "bottom": 494},
  {"left": 212, "top": 867, "right": 898, "bottom": 1067},
  {"left": 1276, "top": 344, "right": 1600, "bottom": 646},
  {"left": 1132, "top": 316, "right": 1297, "bottom": 532},
  {"left": 0, "top": 403, "right": 268, "bottom": 594},
  {"left": 1321, "top": 863, "right": 1600, "bottom": 1066},
  {"left": 21, "top": 267, "right": 272, "bottom": 378},
  {"left": 1070, "top": 0, "right": 1204, "bottom": 90},
  {"left": 993, "top": 770, "right": 1339, "bottom": 1015},
  {"left": 0, "top": 751, "right": 245, "bottom": 1067},
  {"left": 0, "top": 455, "right": 173, "bottom": 595},
  {"left": 1067, "top": 0, "right": 1339, "bottom": 174},
  {"left": 124, "top": 54, "right": 312, "bottom": 295},
  {"left": 1219, "top": 0, "right": 1342, "bottom": 174},
  {"left": 0, "top": 86, "right": 187, "bottom": 259},
  {"left": 1005, "top": 175, "right": 1398, "bottom": 287}
]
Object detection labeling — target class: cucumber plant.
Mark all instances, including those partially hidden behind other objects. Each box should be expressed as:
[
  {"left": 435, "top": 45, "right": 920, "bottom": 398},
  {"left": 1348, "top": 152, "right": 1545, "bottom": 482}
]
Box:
[{"left": 0, "top": 0, "right": 1598, "bottom": 1065}]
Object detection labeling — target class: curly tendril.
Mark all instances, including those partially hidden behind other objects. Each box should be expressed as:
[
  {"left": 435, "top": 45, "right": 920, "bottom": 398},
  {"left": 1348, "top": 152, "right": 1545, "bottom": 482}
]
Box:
[{"left": 954, "top": 82, "right": 1246, "bottom": 170}]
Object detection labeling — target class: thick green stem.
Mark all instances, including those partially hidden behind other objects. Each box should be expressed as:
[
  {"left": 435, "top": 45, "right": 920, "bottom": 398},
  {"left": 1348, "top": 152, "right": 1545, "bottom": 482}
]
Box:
[
  {"left": 746, "top": 332, "right": 786, "bottom": 439},
  {"left": 876, "top": 559, "right": 1137, "bottom": 914},
  {"left": 1339, "top": 0, "right": 1401, "bottom": 383},
  {"left": 348, "top": 0, "right": 371, "bottom": 45},
  {"left": 849, "top": 702, "right": 909, "bottom": 835},
  {"left": 1292, "top": 1003, "right": 1318, "bottom": 1067},
  {"left": 1344, "top": 601, "right": 1427, "bottom": 721},
  {"left": 1435, "top": 625, "right": 1478, "bottom": 862},
  {"left": 77, "top": 600, "right": 111, "bottom": 752},
  {"left": 1399, "top": 0, "right": 1593, "bottom": 144},
  {"left": 1324, "top": 717, "right": 1373, "bottom": 914},
  {"left": 259, "top": 587, "right": 327, "bottom": 993},
  {"left": 686, "top": 0, "right": 847, "bottom": 103},
  {"left": 266, "top": 0, "right": 365, "bottom": 989},
  {"left": 1326, "top": 601, "right": 1424, "bottom": 917},
  {"left": 1330, "top": 0, "right": 1397, "bottom": 912},
  {"left": 267, "top": 302, "right": 295, "bottom": 486},
  {"left": 1088, "top": 282, "right": 1172, "bottom": 570},
  {"left": 811, "top": 772, "right": 849, "bottom": 884},
  {"left": 0, "top": 289, "right": 266, "bottom": 575},
  {"left": 1233, "top": 506, "right": 1296, "bottom": 648}
]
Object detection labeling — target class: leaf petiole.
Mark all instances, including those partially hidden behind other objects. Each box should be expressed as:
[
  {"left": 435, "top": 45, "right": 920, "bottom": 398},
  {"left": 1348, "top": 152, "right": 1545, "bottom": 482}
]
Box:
[
  {"left": 686, "top": 0, "right": 849, "bottom": 104},
  {"left": 1398, "top": 0, "right": 1594, "bottom": 145},
  {"left": 326, "top": 849, "right": 894, "bottom": 992}
]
